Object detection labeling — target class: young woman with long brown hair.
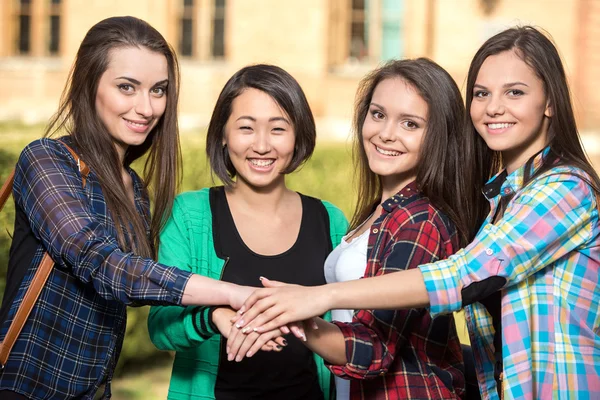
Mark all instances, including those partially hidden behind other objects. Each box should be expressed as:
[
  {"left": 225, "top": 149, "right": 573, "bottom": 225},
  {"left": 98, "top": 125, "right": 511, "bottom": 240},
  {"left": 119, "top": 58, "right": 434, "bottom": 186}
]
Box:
[
  {"left": 0, "top": 16, "right": 252, "bottom": 400},
  {"left": 234, "top": 26, "right": 600, "bottom": 399}
]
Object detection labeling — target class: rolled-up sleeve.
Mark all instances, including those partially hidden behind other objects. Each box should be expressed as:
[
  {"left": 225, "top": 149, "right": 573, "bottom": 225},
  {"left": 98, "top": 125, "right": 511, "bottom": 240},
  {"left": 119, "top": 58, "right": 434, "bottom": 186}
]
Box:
[
  {"left": 329, "top": 220, "right": 441, "bottom": 379},
  {"left": 420, "top": 173, "right": 596, "bottom": 317},
  {"left": 13, "top": 139, "right": 192, "bottom": 306}
]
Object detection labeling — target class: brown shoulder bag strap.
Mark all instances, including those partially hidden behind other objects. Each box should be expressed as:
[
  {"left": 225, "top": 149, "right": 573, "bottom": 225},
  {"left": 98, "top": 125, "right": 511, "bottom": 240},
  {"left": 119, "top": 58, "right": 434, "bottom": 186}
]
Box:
[{"left": 0, "top": 141, "right": 89, "bottom": 369}]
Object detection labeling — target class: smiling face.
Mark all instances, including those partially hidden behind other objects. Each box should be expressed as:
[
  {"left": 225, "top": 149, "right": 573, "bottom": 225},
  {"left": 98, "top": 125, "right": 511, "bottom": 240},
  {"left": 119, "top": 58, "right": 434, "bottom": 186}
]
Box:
[
  {"left": 362, "top": 77, "right": 428, "bottom": 196},
  {"left": 223, "top": 88, "right": 295, "bottom": 190},
  {"left": 95, "top": 46, "right": 168, "bottom": 160},
  {"left": 470, "top": 50, "right": 552, "bottom": 172}
]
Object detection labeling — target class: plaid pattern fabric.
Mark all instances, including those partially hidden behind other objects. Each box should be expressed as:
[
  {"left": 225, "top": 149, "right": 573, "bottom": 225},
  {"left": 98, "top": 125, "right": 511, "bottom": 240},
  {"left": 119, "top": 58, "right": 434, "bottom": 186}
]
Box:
[
  {"left": 0, "top": 138, "right": 191, "bottom": 399},
  {"left": 420, "top": 149, "right": 600, "bottom": 400},
  {"left": 329, "top": 181, "right": 465, "bottom": 400}
]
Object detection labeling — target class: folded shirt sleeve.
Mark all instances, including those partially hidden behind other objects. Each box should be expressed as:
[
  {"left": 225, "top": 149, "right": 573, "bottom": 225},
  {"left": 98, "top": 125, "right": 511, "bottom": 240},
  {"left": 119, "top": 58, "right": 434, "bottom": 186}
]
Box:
[
  {"left": 420, "top": 172, "right": 596, "bottom": 316},
  {"left": 328, "top": 220, "right": 442, "bottom": 379}
]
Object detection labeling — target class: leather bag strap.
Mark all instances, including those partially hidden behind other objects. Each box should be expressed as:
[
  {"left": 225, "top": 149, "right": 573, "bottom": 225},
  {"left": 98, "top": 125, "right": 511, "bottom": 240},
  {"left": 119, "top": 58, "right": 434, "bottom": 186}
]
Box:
[
  {"left": 0, "top": 169, "right": 15, "bottom": 213},
  {"left": 0, "top": 141, "right": 89, "bottom": 368}
]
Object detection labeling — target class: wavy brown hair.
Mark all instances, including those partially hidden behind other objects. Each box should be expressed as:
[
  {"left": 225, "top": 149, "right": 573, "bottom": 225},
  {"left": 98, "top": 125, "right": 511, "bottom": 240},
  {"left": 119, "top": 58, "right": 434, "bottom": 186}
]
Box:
[
  {"left": 465, "top": 26, "right": 600, "bottom": 200},
  {"left": 45, "top": 16, "right": 181, "bottom": 258},
  {"left": 350, "top": 58, "right": 486, "bottom": 246}
]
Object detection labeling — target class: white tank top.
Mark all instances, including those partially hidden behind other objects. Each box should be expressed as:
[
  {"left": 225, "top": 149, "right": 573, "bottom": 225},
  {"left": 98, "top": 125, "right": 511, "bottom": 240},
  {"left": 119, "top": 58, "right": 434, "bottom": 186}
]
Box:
[{"left": 323, "top": 226, "right": 370, "bottom": 400}]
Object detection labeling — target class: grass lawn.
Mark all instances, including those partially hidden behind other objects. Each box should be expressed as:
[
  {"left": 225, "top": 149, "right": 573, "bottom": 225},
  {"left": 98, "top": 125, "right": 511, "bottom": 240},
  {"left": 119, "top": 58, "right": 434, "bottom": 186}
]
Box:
[{"left": 111, "top": 360, "right": 172, "bottom": 400}]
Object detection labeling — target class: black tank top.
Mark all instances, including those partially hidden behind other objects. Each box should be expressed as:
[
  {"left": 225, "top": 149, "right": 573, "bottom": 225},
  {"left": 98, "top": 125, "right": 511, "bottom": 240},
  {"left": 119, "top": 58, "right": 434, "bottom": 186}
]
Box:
[{"left": 210, "top": 187, "right": 331, "bottom": 400}]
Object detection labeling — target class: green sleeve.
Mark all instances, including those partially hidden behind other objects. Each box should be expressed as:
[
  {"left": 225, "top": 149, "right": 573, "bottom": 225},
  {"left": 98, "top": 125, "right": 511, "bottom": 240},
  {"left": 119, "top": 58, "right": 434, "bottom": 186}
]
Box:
[
  {"left": 322, "top": 200, "right": 349, "bottom": 246},
  {"left": 316, "top": 200, "right": 348, "bottom": 399},
  {"left": 147, "top": 194, "right": 219, "bottom": 352}
]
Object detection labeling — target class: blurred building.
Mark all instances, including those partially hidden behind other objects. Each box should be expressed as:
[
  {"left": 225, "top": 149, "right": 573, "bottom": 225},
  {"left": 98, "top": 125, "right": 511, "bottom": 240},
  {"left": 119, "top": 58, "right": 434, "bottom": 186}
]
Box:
[{"left": 1, "top": 0, "right": 599, "bottom": 143}]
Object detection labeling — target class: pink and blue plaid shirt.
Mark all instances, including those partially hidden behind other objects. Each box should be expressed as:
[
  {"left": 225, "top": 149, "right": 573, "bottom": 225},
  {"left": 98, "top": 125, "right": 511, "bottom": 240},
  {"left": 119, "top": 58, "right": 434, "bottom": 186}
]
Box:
[{"left": 420, "top": 150, "right": 600, "bottom": 400}]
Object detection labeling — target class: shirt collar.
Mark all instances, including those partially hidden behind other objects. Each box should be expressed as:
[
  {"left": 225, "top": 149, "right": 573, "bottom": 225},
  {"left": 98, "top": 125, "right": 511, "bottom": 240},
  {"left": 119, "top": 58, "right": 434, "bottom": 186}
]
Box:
[
  {"left": 482, "top": 146, "right": 550, "bottom": 200},
  {"left": 381, "top": 180, "right": 420, "bottom": 213}
]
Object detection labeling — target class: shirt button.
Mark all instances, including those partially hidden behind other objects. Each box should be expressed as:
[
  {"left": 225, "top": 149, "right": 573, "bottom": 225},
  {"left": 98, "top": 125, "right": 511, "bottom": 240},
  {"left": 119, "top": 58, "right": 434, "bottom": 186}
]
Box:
[
  {"left": 503, "top": 188, "right": 512, "bottom": 195},
  {"left": 372, "top": 228, "right": 379, "bottom": 234},
  {"left": 485, "top": 248, "right": 493, "bottom": 256}
]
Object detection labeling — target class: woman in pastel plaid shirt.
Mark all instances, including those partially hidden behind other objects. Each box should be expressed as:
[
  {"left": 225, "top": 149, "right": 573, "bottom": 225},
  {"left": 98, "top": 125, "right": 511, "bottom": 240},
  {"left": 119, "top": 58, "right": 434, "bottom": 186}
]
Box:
[{"left": 234, "top": 26, "right": 600, "bottom": 399}]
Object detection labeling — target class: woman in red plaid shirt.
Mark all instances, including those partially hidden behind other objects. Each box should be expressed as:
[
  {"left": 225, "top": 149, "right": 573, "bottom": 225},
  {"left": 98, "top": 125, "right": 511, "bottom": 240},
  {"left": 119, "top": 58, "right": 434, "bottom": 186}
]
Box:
[{"left": 229, "top": 59, "right": 485, "bottom": 399}]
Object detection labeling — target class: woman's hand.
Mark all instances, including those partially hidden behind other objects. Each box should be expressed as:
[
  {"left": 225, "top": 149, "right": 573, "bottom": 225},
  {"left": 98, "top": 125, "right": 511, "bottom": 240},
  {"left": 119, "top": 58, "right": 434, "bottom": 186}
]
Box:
[
  {"left": 233, "top": 278, "right": 331, "bottom": 334},
  {"left": 227, "top": 284, "right": 256, "bottom": 311},
  {"left": 212, "top": 307, "right": 285, "bottom": 354},
  {"left": 226, "top": 323, "right": 288, "bottom": 362},
  {"left": 212, "top": 307, "right": 239, "bottom": 338}
]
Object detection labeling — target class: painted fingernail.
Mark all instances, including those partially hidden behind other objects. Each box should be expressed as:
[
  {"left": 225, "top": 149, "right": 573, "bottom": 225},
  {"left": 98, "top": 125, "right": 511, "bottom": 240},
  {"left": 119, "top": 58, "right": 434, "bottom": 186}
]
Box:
[
  {"left": 301, "top": 333, "right": 307, "bottom": 342},
  {"left": 235, "top": 355, "right": 242, "bottom": 362},
  {"left": 259, "top": 276, "right": 266, "bottom": 281},
  {"left": 282, "top": 339, "right": 288, "bottom": 346},
  {"left": 227, "top": 353, "right": 233, "bottom": 361},
  {"left": 235, "top": 319, "right": 244, "bottom": 328},
  {"left": 241, "top": 326, "right": 251, "bottom": 334},
  {"left": 246, "top": 351, "right": 253, "bottom": 357},
  {"left": 275, "top": 345, "right": 282, "bottom": 350}
]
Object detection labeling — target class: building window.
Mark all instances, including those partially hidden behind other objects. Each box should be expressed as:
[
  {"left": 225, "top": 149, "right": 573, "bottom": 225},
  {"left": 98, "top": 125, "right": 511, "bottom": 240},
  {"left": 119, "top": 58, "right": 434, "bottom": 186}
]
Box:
[
  {"left": 180, "top": 0, "right": 195, "bottom": 56},
  {"left": 380, "top": 0, "right": 403, "bottom": 60},
  {"left": 175, "top": 0, "right": 226, "bottom": 61},
  {"left": 48, "top": 0, "right": 61, "bottom": 55},
  {"left": 17, "top": 0, "right": 32, "bottom": 54},
  {"left": 6, "top": 0, "right": 63, "bottom": 57},
  {"left": 328, "top": 0, "right": 404, "bottom": 70},
  {"left": 212, "top": 0, "right": 226, "bottom": 58},
  {"left": 349, "top": 0, "right": 368, "bottom": 61}
]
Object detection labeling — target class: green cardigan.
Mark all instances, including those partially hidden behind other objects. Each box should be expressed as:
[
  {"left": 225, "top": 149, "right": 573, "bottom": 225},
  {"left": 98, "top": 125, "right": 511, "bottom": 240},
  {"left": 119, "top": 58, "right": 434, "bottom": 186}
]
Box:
[{"left": 148, "top": 188, "right": 348, "bottom": 400}]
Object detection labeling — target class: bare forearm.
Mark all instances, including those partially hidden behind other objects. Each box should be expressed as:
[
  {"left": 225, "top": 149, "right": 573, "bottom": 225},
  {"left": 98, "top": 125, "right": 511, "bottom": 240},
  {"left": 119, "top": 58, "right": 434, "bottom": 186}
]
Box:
[
  {"left": 235, "top": 270, "right": 430, "bottom": 336},
  {"left": 304, "top": 318, "right": 347, "bottom": 365},
  {"left": 326, "top": 269, "right": 429, "bottom": 311},
  {"left": 181, "top": 274, "right": 238, "bottom": 307}
]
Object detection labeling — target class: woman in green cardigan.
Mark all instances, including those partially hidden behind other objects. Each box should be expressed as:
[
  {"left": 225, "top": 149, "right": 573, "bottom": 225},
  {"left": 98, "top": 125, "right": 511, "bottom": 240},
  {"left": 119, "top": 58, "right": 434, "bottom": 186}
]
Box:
[{"left": 147, "top": 64, "right": 348, "bottom": 400}]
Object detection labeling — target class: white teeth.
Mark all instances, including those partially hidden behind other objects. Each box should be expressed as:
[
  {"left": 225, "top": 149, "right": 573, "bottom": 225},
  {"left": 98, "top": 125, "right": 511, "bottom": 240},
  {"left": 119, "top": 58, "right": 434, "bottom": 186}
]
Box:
[
  {"left": 375, "top": 146, "right": 401, "bottom": 156},
  {"left": 249, "top": 159, "right": 274, "bottom": 167},
  {"left": 125, "top": 119, "right": 148, "bottom": 127},
  {"left": 488, "top": 123, "right": 514, "bottom": 129}
]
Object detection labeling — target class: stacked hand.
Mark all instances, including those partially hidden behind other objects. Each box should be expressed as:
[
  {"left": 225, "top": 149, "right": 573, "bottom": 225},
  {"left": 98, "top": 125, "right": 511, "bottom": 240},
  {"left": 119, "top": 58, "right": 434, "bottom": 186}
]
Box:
[
  {"left": 226, "top": 278, "right": 330, "bottom": 361},
  {"left": 211, "top": 306, "right": 288, "bottom": 361}
]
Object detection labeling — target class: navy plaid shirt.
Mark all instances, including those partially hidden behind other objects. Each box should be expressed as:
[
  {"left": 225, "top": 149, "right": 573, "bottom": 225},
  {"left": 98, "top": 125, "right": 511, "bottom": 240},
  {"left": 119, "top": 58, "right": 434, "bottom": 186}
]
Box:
[
  {"left": 0, "top": 138, "right": 192, "bottom": 399},
  {"left": 328, "top": 181, "right": 465, "bottom": 399}
]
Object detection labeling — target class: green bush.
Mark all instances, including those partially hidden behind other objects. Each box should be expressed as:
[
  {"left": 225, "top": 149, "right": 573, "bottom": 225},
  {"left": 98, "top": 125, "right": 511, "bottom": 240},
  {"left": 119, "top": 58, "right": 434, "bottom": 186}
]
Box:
[{"left": 0, "top": 126, "right": 355, "bottom": 376}]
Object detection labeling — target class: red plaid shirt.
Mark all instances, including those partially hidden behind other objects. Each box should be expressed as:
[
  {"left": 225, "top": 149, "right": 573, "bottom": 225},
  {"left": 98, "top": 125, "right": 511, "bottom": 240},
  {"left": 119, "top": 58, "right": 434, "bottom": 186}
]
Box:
[{"left": 328, "top": 181, "right": 465, "bottom": 399}]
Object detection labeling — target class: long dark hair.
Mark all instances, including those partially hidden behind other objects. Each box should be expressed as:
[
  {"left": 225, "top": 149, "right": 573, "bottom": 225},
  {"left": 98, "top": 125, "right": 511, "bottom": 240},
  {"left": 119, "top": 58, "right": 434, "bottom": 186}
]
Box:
[
  {"left": 45, "top": 16, "right": 181, "bottom": 258},
  {"left": 350, "top": 58, "right": 483, "bottom": 246},
  {"left": 465, "top": 26, "right": 600, "bottom": 199},
  {"left": 206, "top": 64, "right": 316, "bottom": 186}
]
